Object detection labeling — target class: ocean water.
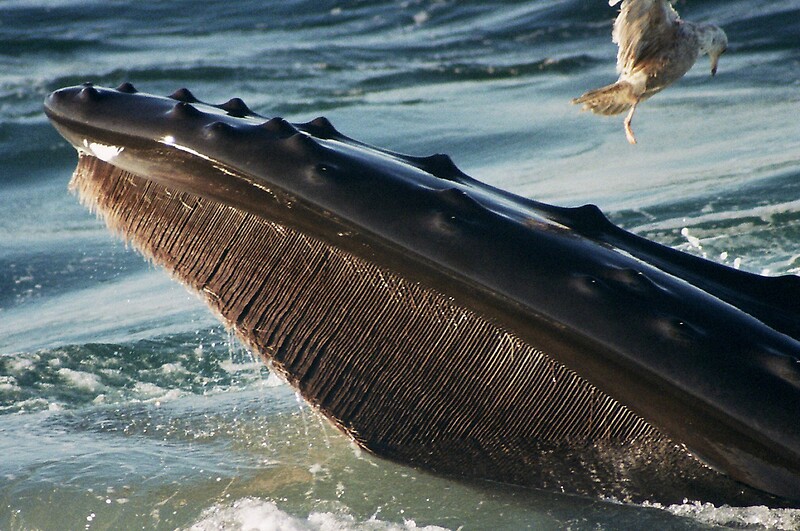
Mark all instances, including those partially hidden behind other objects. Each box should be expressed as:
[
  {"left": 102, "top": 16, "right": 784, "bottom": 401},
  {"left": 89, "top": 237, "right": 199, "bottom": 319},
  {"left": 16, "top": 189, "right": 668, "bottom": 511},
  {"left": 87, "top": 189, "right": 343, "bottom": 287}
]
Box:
[{"left": 2, "top": 0, "right": 800, "bottom": 529}]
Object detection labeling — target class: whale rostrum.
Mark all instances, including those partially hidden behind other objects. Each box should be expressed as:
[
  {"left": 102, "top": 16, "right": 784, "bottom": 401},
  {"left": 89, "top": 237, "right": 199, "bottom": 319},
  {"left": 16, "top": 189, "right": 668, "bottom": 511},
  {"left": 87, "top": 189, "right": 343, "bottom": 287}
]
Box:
[{"left": 44, "top": 83, "right": 800, "bottom": 505}]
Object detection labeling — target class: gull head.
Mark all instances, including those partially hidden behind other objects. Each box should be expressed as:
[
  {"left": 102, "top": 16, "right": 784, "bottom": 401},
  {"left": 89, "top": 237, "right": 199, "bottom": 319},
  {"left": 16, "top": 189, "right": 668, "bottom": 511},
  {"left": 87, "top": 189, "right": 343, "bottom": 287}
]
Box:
[{"left": 697, "top": 25, "right": 728, "bottom": 76}]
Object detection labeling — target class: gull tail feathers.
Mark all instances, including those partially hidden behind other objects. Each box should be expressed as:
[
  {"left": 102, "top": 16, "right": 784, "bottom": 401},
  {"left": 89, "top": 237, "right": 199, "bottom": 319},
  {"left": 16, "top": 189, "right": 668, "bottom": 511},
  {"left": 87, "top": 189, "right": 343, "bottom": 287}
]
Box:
[{"left": 573, "top": 81, "right": 636, "bottom": 116}]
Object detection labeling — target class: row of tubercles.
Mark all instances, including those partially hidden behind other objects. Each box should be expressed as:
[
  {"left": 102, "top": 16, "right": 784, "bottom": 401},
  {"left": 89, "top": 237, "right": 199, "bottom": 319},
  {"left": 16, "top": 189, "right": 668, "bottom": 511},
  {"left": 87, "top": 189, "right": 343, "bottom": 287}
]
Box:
[
  {"left": 76, "top": 83, "right": 491, "bottom": 227},
  {"left": 72, "top": 83, "right": 462, "bottom": 183},
  {"left": 112, "top": 83, "right": 341, "bottom": 138},
  {"left": 161, "top": 102, "right": 333, "bottom": 164},
  {"left": 72, "top": 83, "right": 465, "bottom": 201}
]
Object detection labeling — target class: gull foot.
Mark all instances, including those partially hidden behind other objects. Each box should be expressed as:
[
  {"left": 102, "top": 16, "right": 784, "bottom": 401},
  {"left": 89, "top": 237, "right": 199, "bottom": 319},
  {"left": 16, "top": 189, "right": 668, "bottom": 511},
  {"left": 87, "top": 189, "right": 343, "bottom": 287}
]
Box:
[
  {"left": 623, "top": 103, "right": 638, "bottom": 145},
  {"left": 625, "top": 125, "right": 637, "bottom": 145}
]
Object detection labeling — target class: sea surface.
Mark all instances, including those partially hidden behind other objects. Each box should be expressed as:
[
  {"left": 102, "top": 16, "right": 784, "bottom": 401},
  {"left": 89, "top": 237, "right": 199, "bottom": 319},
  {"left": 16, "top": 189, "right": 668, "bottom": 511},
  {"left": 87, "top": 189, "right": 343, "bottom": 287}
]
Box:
[{"left": 2, "top": 1, "right": 799, "bottom": 529}]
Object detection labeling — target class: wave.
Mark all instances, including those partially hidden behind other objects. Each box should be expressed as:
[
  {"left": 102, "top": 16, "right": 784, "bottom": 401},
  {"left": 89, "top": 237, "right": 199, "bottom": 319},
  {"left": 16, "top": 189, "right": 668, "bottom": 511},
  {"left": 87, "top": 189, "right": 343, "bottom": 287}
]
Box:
[
  {"left": 189, "top": 498, "right": 448, "bottom": 531},
  {"left": 612, "top": 167, "right": 800, "bottom": 275},
  {"left": 189, "top": 496, "right": 800, "bottom": 531},
  {"left": 0, "top": 329, "right": 271, "bottom": 415}
]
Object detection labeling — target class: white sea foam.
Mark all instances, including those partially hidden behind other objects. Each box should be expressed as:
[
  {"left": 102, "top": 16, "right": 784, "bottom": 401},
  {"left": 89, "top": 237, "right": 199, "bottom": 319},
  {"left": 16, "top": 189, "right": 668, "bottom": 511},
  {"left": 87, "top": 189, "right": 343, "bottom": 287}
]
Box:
[
  {"left": 132, "top": 381, "right": 168, "bottom": 398},
  {"left": 132, "top": 382, "right": 184, "bottom": 406},
  {"left": 57, "top": 367, "right": 105, "bottom": 393},
  {"left": 413, "top": 11, "right": 429, "bottom": 25},
  {"left": 644, "top": 501, "right": 800, "bottom": 531},
  {"left": 220, "top": 359, "right": 264, "bottom": 374},
  {"left": 1, "top": 396, "right": 50, "bottom": 414},
  {"left": 7, "top": 356, "right": 35, "bottom": 373},
  {"left": 187, "top": 498, "right": 450, "bottom": 531},
  {"left": 158, "top": 361, "right": 188, "bottom": 375},
  {"left": 0, "top": 375, "right": 19, "bottom": 392}
]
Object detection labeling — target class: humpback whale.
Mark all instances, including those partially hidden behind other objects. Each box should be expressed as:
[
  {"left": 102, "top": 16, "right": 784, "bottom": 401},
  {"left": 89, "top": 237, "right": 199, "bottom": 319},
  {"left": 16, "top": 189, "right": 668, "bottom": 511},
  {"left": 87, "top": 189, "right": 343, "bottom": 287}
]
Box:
[{"left": 44, "top": 83, "right": 800, "bottom": 506}]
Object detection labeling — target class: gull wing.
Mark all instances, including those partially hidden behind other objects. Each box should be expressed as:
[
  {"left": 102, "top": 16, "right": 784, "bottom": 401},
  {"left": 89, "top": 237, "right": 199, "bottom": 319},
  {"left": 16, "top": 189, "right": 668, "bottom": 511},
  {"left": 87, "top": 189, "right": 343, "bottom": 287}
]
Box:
[{"left": 609, "top": 0, "right": 680, "bottom": 76}]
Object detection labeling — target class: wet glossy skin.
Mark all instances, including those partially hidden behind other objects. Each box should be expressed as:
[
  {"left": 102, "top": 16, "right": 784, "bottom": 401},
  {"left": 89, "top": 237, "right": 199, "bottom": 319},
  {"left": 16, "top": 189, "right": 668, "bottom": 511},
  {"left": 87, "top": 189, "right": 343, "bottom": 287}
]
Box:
[{"left": 45, "top": 83, "right": 800, "bottom": 502}]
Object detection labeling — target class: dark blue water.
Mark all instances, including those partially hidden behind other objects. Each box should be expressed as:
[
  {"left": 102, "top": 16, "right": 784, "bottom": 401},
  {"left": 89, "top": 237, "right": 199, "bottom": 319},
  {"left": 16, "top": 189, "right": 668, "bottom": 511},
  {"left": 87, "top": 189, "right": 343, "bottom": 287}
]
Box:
[{"left": 2, "top": 1, "right": 799, "bottom": 529}]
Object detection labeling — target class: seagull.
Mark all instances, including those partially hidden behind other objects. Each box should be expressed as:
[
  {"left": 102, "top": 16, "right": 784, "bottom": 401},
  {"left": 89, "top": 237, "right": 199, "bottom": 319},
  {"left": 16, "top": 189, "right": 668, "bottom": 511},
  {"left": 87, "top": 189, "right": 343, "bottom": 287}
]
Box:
[{"left": 573, "top": 0, "right": 728, "bottom": 144}]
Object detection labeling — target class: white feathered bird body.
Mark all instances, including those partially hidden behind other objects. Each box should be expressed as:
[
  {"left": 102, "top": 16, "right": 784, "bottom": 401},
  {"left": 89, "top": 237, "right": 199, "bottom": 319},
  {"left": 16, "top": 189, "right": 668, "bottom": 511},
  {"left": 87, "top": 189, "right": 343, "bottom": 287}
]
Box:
[{"left": 574, "top": 0, "right": 727, "bottom": 143}]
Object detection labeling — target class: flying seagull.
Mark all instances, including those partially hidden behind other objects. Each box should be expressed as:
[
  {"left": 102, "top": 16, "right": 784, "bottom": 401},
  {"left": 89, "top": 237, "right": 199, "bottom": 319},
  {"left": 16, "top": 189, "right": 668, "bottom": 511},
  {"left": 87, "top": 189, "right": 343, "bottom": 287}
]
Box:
[{"left": 573, "top": 0, "right": 728, "bottom": 144}]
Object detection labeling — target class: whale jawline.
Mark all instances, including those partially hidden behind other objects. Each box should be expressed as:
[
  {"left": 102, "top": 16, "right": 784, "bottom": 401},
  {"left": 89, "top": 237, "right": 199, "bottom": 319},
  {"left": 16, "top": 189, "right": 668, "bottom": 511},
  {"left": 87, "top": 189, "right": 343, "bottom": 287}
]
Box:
[{"left": 45, "top": 83, "right": 800, "bottom": 506}]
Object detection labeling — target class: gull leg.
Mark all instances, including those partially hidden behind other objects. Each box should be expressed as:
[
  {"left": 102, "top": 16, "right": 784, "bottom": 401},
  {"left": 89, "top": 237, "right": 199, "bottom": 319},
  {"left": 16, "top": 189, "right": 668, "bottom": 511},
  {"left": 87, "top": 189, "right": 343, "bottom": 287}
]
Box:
[{"left": 624, "top": 102, "right": 638, "bottom": 144}]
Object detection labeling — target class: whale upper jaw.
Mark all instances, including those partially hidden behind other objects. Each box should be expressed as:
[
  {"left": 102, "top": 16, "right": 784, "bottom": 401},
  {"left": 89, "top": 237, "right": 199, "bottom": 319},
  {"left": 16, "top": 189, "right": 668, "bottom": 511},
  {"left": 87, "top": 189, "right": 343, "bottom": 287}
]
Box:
[{"left": 45, "top": 83, "right": 800, "bottom": 504}]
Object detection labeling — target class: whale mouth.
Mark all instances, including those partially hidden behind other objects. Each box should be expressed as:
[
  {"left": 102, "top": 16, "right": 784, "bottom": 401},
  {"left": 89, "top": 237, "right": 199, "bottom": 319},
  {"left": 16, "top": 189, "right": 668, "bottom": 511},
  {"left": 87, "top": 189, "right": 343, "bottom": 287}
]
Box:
[{"left": 45, "top": 83, "right": 800, "bottom": 505}]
